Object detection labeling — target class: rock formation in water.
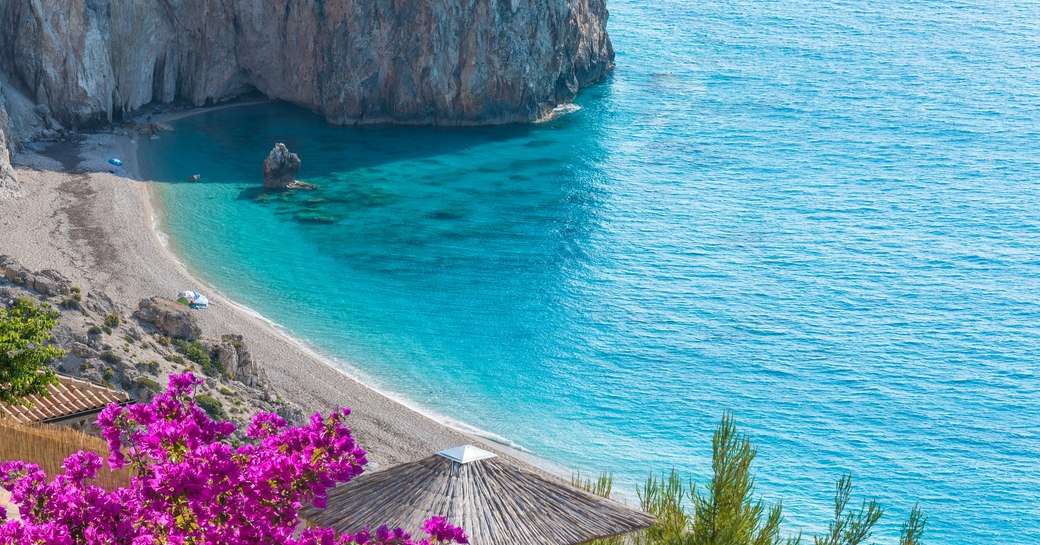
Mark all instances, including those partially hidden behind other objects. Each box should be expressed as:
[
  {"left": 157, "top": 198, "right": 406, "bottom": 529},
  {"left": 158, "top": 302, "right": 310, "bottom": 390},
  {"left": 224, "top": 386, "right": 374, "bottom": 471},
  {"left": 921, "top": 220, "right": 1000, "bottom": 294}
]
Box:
[
  {"left": 0, "top": 0, "right": 614, "bottom": 142},
  {"left": 263, "top": 144, "right": 302, "bottom": 190}
]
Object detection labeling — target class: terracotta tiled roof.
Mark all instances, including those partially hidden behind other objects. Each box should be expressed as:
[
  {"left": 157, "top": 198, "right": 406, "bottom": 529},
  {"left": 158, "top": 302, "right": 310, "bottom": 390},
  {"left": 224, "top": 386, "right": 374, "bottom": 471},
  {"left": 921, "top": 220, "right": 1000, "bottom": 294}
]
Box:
[{"left": 1, "top": 374, "right": 130, "bottom": 425}]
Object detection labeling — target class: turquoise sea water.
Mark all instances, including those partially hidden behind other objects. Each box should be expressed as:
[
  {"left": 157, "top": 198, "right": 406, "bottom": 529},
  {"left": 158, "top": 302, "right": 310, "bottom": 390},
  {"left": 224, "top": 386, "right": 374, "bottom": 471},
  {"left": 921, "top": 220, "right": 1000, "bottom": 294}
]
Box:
[{"left": 139, "top": 0, "right": 1040, "bottom": 542}]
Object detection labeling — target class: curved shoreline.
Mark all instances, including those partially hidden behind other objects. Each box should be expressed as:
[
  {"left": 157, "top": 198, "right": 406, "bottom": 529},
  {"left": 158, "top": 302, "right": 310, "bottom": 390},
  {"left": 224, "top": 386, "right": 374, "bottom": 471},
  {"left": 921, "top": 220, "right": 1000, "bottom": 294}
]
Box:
[
  {"left": 2, "top": 103, "right": 564, "bottom": 475},
  {"left": 147, "top": 186, "right": 535, "bottom": 455}
]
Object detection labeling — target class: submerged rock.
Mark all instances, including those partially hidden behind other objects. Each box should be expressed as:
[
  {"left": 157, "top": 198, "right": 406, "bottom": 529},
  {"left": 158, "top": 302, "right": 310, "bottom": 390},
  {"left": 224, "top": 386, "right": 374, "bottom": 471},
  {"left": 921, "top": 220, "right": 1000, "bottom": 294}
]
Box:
[
  {"left": 134, "top": 297, "right": 202, "bottom": 340},
  {"left": 262, "top": 143, "right": 302, "bottom": 190}
]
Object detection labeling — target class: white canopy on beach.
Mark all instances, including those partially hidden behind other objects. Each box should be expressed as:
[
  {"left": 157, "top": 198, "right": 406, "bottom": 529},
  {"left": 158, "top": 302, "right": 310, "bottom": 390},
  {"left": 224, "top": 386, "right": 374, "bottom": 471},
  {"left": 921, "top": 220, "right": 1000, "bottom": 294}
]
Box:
[{"left": 176, "top": 291, "right": 209, "bottom": 308}]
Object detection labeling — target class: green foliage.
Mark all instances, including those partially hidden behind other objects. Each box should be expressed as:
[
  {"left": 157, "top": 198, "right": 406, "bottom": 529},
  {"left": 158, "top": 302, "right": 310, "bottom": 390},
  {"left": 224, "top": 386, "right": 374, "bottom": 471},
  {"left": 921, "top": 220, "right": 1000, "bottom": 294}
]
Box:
[
  {"left": 60, "top": 286, "right": 83, "bottom": 309},
  {"left": 690, "top": 413, "right": 789, "bottom": 545},
  {"left": 100, "top": 351, "right": 123, "bottom": 365},
  {"left": 87, "top": 324, "right": 103, "bottom": 335},
  {"left": 195, "top": 393, "right": 224, "bottom": 419},
  {"left": 175, "top": 339, "right": 223, "bottom": 378},
  {"left": 137, "top": 360, "right": 161, "bottom": 374},
  {"left": 164, "top": 353, "right": 185, "bottom": 365},
  {"left": 635, "top": 415, "right": 794, "bottom": 545},
  {"left": 0, "top": 297, "right": 64, "bottom": 406},
  {"left": 104, "top": 313, "right": 121, "bottom": 328},
  {"left": 899, "top": 505, "right": 926, "bottom": 545},
  {"left": 220, "top": 335, "right": 244, "bottom": 348},
  {"left": 815, "top": 475, "right": 883, "bottom": 545},
  {"left": 135, "top": 377, "right": 163, "bottom": 392},
  {"left": 629, "top": 415, "right": 923, "bottom": 545},
  {"left": 103, "top": 368, "right": 116, "bottom": 380},
  {"left": 638, "top": 469, "right": 692, "bottom": 545}
]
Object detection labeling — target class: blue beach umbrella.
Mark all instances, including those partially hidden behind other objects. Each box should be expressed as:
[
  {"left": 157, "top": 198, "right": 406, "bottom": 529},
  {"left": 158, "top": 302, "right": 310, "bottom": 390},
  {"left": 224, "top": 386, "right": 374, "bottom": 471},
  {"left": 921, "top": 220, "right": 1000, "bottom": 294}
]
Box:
[{"left": 108, "top": 158, "right": 123, "bottom": 167}]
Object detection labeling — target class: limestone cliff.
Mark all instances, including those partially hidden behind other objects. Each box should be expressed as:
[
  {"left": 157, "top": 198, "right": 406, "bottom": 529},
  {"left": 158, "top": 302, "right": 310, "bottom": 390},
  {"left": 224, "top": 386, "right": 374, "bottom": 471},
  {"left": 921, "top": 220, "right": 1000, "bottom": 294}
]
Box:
[
  {"left": 0, "top": 86, "right": 16, "bottom": 200},
  {"left": 0, "top": 0, "right": 613, "bottom": 139}
]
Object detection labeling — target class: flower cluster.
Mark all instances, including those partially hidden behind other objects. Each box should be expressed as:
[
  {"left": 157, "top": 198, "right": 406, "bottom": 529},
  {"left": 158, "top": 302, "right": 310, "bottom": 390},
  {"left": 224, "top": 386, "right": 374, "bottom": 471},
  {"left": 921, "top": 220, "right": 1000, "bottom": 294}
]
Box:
[{"left": 0, "top": 373, "right": 468, "bottom": 545}]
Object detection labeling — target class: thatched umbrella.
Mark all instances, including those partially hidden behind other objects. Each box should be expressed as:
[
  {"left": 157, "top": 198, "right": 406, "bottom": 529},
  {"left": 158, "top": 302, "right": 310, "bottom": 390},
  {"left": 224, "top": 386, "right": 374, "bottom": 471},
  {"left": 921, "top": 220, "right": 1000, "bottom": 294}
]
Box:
[{"left": 302, "top": 445, "right": 655, "bottom": 545}]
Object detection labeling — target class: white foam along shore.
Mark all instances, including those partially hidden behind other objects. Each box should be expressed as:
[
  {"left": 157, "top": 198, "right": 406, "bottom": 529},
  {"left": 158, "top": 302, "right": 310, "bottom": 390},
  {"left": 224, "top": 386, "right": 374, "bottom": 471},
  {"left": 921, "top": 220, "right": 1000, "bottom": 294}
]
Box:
[{"left": 0, "top": 100, "right": 569, "bottom": 477}]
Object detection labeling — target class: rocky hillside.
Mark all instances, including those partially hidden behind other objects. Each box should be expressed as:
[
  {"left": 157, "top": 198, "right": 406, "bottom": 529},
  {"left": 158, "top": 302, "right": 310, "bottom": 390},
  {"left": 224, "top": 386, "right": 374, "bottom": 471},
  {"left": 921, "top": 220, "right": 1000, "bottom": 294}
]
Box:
[
  {"left": 0, "top": 0, "right": 613, "bottom": 144},
  {"left": 0, "top": 103, "right": 14, "bottom": 201},
  {"left": 0, "top": 255, "right": 303, "bottom": 432}
]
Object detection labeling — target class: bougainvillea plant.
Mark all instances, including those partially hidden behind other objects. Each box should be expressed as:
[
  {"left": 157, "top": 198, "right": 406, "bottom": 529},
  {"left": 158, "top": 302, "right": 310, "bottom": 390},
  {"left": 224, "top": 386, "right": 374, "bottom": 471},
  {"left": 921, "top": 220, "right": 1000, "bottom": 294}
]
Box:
[{"left": 0, "top": 373, "right": 468, "bottom": 545}]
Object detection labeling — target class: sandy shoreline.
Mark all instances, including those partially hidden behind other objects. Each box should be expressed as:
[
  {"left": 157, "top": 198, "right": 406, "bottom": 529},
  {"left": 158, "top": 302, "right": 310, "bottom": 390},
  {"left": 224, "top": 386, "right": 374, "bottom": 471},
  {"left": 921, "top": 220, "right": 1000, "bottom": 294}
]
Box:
[{"left": 0, "top": 105, "right": 561, "bottom": 474}]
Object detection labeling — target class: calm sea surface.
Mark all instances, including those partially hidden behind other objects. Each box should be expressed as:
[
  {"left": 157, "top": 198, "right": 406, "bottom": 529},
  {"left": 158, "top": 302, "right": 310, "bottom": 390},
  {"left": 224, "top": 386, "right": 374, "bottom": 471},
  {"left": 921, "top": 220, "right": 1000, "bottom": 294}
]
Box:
[{"left": 139, "top": 0, "right": 1040, "bottom": 542}]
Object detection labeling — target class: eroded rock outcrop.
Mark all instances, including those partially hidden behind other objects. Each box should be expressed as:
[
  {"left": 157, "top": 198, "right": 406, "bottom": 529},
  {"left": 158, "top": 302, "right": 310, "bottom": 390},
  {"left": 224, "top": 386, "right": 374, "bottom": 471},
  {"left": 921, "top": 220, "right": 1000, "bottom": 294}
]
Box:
[
  {"left": 218, "top": 334, "right": 266, "bottom": 387},
  {"left": 134, "top": 297, "right": 202, "bottom": 340},
  {"left": 263, "top": 144, "right": 302, "bottom": 190},
  {"left": 0, "top": 255, "right": 72, "bottom": 296},
  {"left": 0, "top": 0, "right": 613, "bottom": 140},
  {"left": 0, "top": 98, "right": 16, "bottom": 201}
]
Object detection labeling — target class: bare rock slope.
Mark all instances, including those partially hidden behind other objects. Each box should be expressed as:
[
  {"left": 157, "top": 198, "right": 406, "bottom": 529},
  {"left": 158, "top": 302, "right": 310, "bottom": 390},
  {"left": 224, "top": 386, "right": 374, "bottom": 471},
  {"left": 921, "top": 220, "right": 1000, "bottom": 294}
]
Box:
[
  {"left": 0, "top": 83, "right": 15, "bottom": 200},
  {"left": 0, "top": 0, "right": 613, "bottom": 140}
]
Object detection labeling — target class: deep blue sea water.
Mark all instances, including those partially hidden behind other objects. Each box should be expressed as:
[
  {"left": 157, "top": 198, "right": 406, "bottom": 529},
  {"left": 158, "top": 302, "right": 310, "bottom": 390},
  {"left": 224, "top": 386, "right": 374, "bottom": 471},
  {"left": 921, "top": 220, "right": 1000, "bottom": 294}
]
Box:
[{"left": 138, "top": 0, "right": 1040, "bottom": 542}]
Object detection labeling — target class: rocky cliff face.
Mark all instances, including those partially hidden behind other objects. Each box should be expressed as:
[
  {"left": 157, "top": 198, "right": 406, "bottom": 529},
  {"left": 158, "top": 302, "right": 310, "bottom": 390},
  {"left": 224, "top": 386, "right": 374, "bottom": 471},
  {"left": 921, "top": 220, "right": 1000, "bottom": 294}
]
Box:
[
  {"left": 0, "top": 0, "right": 613, "bottom": 140},
  {"left": 0, "top": 89, "right": 15, "bottom": 201}
]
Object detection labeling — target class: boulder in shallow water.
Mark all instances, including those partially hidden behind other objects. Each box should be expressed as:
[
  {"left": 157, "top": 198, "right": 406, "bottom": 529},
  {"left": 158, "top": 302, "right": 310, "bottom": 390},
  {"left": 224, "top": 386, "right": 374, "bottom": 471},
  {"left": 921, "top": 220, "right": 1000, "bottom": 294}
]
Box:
[{"left": 262, "top": 143, "right": 302, "bottom": 190}]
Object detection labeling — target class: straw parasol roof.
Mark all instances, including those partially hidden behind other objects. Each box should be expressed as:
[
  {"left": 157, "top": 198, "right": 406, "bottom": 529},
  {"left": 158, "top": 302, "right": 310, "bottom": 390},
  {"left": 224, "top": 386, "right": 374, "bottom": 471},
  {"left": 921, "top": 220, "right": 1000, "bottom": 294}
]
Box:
[{"left": 302, "top": 445, "right": 655, "bottom": 545}]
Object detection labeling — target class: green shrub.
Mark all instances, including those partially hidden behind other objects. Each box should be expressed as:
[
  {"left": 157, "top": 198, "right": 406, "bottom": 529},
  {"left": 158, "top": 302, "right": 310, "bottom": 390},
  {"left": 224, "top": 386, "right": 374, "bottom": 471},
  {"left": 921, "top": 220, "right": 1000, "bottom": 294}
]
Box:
[
  {"left": 104, "top": 313, "right": 121, "bottom": 328},
  {"left": 174, "top": 339, "right": 223, "bottom": 377},
  {"left": 157, "top": 335, "right": 171, "bottom": 347},
  {"left": 102, "top": 325, "right": 112, "bottom": 335},
  {"left": 124, "top": 335, "right": 135, "bottom": 345},
  {"left": 60, "top": 287, "right": 83, "bottom": 310},
  {"left": 195, "top": 394, "right": 224, "bottom": 420},
  {"left": 163, "top": 354, "right": 185, "bottom": 365},
  {"left": 87, "top": 324, "right": 103, "bottom": 335},
  {"left": 137, "top": 360, "right": 161, "bottom": 374},
  {"left": 100, "top": 351, "right": 122, "bottom": 365},
  {"left": 629, "top": 416, "right": 927, "bottom": 545},
  {"left": 219, "top": 387, "right": 235, "bottom": 397},
  {"left": 102, "top": 368, "right": 115, "bottom": 380},
  {"left": 135, "top": 377, "right": 162, "bottom": 392},
  {"left": 220, "top": 335, "right": 244, "bottom": 348},
  {"left": 0, "top": 298, "right": 63, "bottom": 406}
]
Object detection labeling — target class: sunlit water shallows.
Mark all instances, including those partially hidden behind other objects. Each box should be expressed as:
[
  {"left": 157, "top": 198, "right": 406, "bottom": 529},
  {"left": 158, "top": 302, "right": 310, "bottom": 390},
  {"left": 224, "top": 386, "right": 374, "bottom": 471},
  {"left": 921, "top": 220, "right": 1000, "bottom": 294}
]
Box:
[{"left": 138, "top": 0, "right": 1040, "bottom": 542}]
